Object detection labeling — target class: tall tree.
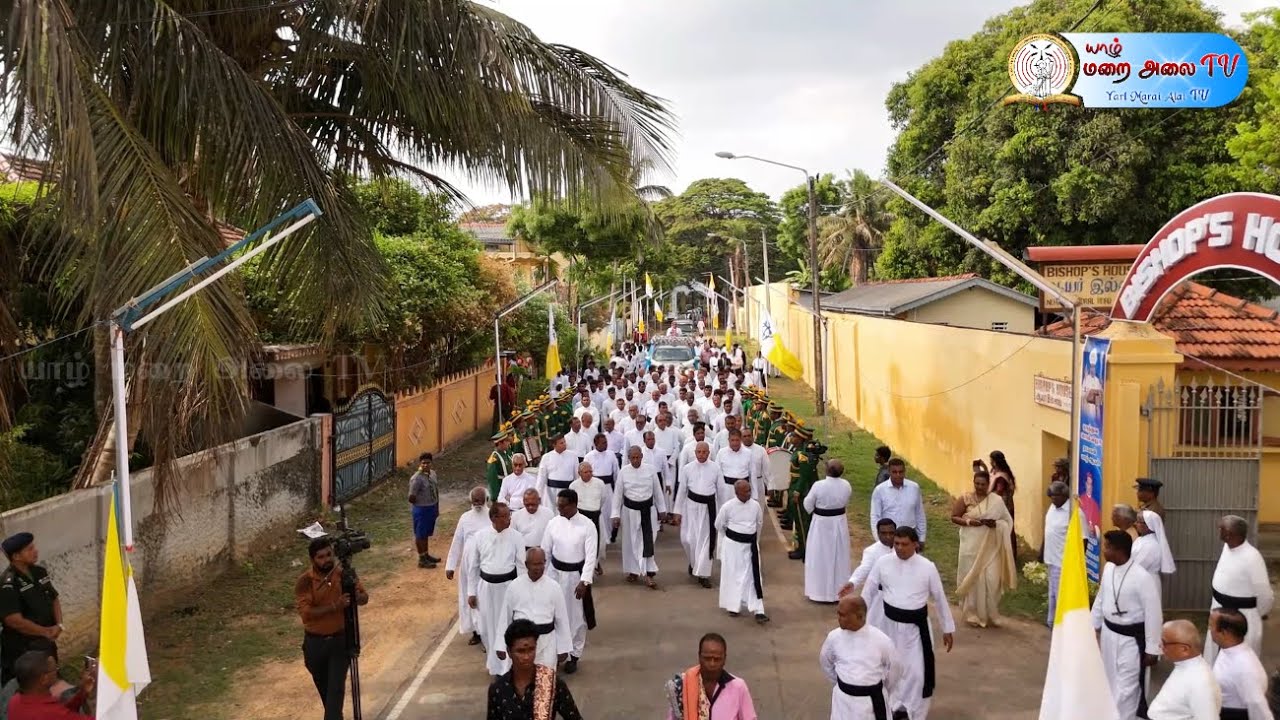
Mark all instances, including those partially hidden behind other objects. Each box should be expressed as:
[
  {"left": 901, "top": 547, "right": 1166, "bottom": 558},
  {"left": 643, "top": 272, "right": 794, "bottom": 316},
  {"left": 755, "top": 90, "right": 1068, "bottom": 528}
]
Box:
[
  {"left": 816, "top": 171, "right": 893, "bottom": 285},
  {"left": 652, "top": 178, "right": 779, "bottom": 288}
]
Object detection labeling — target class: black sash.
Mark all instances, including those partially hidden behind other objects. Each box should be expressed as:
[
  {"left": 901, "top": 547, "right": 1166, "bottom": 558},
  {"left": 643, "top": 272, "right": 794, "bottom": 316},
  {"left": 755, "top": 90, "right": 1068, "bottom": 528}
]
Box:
[
  {"left": 623, "top": 496, "right": 656, "bottom": 558},
  {"left": 1213, "top": 588, "right": 1259, "bottom": 609},
  {"left": 531, "top": 621, "right": 555, "bottom": 636},
  {"left": 1220, "top": 708, "right": 1248, "bottom": 720},
  {"left": 547, "top": 478, "right": 573, "bottom": 490},
  {"left": 884, "top": 602, "right": 935, "bottom": 698},
  {"left": 480, "top": 568, "right": 518, "bottom": 584},
  {"left": 724, "top": 527, "right": 764, "bottom": 600},
  {"left": 1104, "top": 619, "right": 1149, "bottom": 718},
  {"left": 551, "top": 556, "right": 596, "bottom": 630},
  {"left": 813, "top": 506, "right": 846, "bottom": 517},
  {"left": 836, "top": 679, "right": 887, "bottom": 720},
  {"left": 724, "top": 476, "right": 747, "bottom": 484},
  {"left": 686, "top": 489, "right": 718, "bottom": 558},
  {"left": 598, "top": 474, "right": 614, "bottom": 487},
  {"left": 580, "top": 508, "right": 601, "bottom": 531}
]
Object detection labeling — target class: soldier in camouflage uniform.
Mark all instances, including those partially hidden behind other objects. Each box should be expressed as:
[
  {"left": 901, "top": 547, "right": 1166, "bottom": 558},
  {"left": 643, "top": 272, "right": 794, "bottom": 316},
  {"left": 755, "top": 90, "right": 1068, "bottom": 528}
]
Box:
[{"left": 786, "top": 426, "right": 825, "bottom": 561}]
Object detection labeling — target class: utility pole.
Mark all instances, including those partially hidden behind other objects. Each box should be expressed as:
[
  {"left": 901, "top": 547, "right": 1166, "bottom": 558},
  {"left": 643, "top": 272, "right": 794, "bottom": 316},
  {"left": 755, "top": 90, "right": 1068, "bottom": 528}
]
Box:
[
  {"left": 761, "top": 226, "right": 771, "bottom": 316},
  {"left": 741, "top": 235, "right": 752, "bottom": 336},
  {"left": 807, "top": 175, "right": 826, "bottom": 415}
]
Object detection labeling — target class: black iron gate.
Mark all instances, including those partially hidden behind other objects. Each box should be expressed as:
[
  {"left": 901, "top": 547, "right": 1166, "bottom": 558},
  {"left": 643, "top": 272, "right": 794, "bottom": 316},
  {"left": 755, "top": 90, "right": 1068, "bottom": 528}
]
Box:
[{"left": 331, "top": 386, "right": 397, "bottom": 504}]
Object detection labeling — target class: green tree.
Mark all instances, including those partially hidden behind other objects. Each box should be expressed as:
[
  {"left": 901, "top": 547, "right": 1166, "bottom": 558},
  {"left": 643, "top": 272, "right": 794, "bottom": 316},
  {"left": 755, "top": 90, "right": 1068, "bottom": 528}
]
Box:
[
  {"left": 816, "top": 171, "right": 893, "bottom": 285},
  {"left": 1229, "top": 9, "right": 1280, "bottom": 194},
  {"left": 353, "top": 178, "right": 454, "bottom": 237},
  {"left": 652, "top": 178, "right": 779, "bottom": 286},
  {"left": 776, "top": 173, "right": 842, "bottom": 267}
]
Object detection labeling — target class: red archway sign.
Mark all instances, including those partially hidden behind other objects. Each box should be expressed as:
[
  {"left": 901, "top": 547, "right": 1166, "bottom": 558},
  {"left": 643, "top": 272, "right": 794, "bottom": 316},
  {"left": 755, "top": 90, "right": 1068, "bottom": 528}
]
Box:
[{"left": 1111, "top": 192, "right": 1280, "bottom": 322}]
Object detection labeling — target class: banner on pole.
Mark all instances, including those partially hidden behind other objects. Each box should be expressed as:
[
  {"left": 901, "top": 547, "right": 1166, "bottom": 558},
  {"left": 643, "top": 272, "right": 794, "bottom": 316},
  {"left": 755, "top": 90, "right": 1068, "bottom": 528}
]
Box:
[{"left": 1077, "top": 336, "right": 1110, "bottom": 581}]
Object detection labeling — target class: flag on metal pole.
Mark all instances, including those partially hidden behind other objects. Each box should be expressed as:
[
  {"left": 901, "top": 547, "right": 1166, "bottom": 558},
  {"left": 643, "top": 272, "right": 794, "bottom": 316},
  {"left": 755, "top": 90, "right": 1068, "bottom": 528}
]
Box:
[
  {"left": 758, "top": 310, "right": 802, "bottom": 379},
  {"left": 655, "top": 287, "right": 665, "bottom": 323},
  {"left": 645, "top": 273, "right": 654, "bottom": 298},
  {"left": 708, "top": 274, "right": 719, "bottom": 329},
  {"left": 96, "top": 488, "right": 151, "bottom": 720},
  {"left": 544, "top": 304, "right": 562, "bottom": 380}
]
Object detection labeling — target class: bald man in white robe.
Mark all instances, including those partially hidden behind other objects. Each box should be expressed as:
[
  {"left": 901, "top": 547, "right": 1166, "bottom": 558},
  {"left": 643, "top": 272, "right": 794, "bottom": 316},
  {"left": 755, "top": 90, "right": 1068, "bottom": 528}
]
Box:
[{"left": 1204, "top": 515, "right": 1274, "bottom": 666}]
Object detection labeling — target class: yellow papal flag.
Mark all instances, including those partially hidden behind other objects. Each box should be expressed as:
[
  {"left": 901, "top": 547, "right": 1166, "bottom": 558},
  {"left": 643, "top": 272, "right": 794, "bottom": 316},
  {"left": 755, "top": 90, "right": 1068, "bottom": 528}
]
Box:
[
  {"left": 96, "top": 489, "right": 152, "bottom": 720},
  {"left": 544, "top": 304, "right": 562, "bottom": 380},
  {"left": 655, "top": 288, "right": 665, "bottom": 323},
  {"left": 645, "top": 273, "right": 654, "bottom": 298},
  {"left": 758, "top": 310, "right": 803, "bottom": 379}
]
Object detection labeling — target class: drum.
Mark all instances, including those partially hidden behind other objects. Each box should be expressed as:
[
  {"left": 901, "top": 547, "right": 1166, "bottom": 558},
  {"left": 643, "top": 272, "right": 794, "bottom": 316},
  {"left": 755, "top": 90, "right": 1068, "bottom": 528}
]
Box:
[{"left": 766, "top": 448, "right": 792, "bottom": 492}]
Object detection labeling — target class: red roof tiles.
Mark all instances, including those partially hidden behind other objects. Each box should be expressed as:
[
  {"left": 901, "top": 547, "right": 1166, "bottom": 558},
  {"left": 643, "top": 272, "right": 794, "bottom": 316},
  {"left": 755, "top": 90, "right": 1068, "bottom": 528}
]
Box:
[{"left": 1040, "top": 282, "right": 1280, "bottom": 371}]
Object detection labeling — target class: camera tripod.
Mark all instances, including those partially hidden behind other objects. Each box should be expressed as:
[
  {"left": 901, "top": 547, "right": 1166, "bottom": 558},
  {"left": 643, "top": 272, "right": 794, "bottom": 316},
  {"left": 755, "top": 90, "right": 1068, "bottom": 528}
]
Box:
[{"left": 342, "top": 562, "right": 363, "bottom": 720}]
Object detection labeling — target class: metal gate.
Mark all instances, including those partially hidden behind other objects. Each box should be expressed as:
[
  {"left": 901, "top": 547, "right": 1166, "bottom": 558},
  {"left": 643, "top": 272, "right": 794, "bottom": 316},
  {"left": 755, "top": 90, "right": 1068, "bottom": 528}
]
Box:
[
  {"left": 331, "top": 386, "right": 397, "bottom": 504},
  {"left": 1145, "top": 376, "right": 1263, "bottom": 610}
]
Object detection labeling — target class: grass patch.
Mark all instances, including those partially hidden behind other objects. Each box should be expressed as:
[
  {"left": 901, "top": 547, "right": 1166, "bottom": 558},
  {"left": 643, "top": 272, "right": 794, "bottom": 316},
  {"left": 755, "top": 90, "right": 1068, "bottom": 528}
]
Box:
[{"left": 767, "top": 379, "right": 1047, "bottom": 621}]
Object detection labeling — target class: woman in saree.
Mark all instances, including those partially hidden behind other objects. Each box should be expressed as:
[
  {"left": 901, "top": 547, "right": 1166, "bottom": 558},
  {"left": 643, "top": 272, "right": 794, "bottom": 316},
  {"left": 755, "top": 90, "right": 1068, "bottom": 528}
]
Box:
[
  {"left": 487, "top": 619, "right": 583, "bottom": 720},
  {"left": 951, "top": 470, "right": 1017, "bottom": 628}
]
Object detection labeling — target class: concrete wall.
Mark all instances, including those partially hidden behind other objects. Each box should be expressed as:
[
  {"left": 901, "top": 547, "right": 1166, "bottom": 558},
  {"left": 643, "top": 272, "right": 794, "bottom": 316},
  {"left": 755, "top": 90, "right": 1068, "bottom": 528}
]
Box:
[
  {"left": 904, "top": 287, "right": 1036, "bottom": 334},
  {"left": 394, "top": 365, "right": 492, "bottom": 467},
  {"left": 0, "top": 417, "right": 320, "bottom": 638}
]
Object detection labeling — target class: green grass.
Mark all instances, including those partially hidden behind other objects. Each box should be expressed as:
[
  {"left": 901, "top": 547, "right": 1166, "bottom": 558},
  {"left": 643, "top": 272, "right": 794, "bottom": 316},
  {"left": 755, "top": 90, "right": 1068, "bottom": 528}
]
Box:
[{"left": 767, "top": 379, "right": 1048, "bottom": 622}]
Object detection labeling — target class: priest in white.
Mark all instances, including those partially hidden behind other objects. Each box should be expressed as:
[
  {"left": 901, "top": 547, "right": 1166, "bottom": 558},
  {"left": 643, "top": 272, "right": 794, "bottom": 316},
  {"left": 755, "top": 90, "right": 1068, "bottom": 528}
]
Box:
[
  {"left": 496, "top": 454, "right": 537, "bottom": 508},
  {"left": 611, "top": 445, "right": 668, "bottom": 587},
  {"left": 445, "top": 487, "right": 490, "bottom": 645},
  {"left": 1146, "top": 619, "right": 1222, "bottom": 720},
  {"left": 466, "top": 503, "right": 527, "bottom": 675},
  {"left": 673, "top": 442, "right": 724, "bottom": 588},
  {"left": 564, "top": 417, "right": 592, "bottom": 460},
  {"left": 861, "top": 527, "right": 955, "bottom": 720},
  {"left": 541, "top": 487, "right": 599, "bottom": 674},
  {"left": 739, "top": 430, "right": 768, "bottom": 502},
  {"left": 804, "top": 460, "right": 854, "bottom": 603},
  {"left": 569, "top": 460, "right": 612, "bottom": 570},
  {"left": 536, "top": 434, "right": 579, "bottom": 499},
  {"left": 716, "top": 429, "right": 755, "bottom": 507},
  {"left": 1204, "top": 514, "right": 1274, "bottom": 665},
  {"left": 1209, "top": 608, "right": 1272, "bottom": 720},
  {"left": 838, "top": 518, "right": 897, "bottom": 629},
  {"left": 715, "top": 479, "right": 768, "bottom": 622},
  {"left": 653, "top": 413, "right": 683, "bottom": 492},
  {"left": 1090, "top": 529, "right": 1164, "bottom": 720},
  {"left": 820, "top": 595, "right": 898, "bottom": 720},
  {"left": 511, "top": 488, "right": 555, "bottom": 549},
  {"left": 495, "top": 548, "right": 572, "bottom": 671}
]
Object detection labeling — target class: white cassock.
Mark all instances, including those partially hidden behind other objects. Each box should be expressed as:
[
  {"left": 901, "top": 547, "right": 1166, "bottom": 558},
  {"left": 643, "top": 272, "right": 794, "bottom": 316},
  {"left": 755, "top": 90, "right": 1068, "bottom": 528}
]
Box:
[
  {"left": 569, "top": 475, "right": 612, "bottom": 564},
  {"left": 819, "top": 625, "right": 898, "bottom": 720},
  {"left": 654, "top": 427, "right": 683, "bottom": 488},
  {"left": 512, "top": 505, "right": 556, "bottom": 548},
  {"left": 641, "top": 444, "right": 670, "bottom": 487},
  {"left": 848, "top": 542, "right": 893, "bottom": 628},
  {"left": 541, "top": 512, "right": 598, "bottom": 659},
  {"left": 861, "top": 552, "right": 955, "bottom": 720},
  {"left": 742, "top": 442, "right": 768, "bottom": 501},
  {"left": 716, "top": 446, "right": 755, "bottom": 506},
  {"left": 1205, "top": 541, "right": 1274, "bottom": 665},
  {"left": 805, "top": 476, "right": 853, "bottom": 603},
  {"left": 715, "top": 496, "right": 765, "bottom": 615},
  {"left": 536, "top": 448, "right": 578, "bottom": 499},
  {"left": 573, "top": 403, "right": 595, "bottom": 421},
  {"left": 1090, "top": 560, "right": 1163, "bottom": 720},
  {"left": 610, "top": 461, "right": 668, "bottom": 576},
  {"left": 1214, "top": 643, "right": 1273, "bottom": 720},
  {"left": 623, "top": 426, "right": 650, "bottom": 458},
  {"left": 444, "top": 507, "right": 489, "bottom": 635},
  {"left": 466, "top": 526, "right": 527, "bottom": 675},
  {"left": 1147, "top": 655, "right": 1221, "bottom": 720},
  {"left": 565, "top": 429, "right": 592, "bottom": 459},
  {"left": 494, "top": 574, "right": 573, "bottom": 670},
  {"left": 675, "top": 459, "right": 724, "bottom": 578},
  {"left": 497, "top": 471, "right": 538, "bottom": 507}
]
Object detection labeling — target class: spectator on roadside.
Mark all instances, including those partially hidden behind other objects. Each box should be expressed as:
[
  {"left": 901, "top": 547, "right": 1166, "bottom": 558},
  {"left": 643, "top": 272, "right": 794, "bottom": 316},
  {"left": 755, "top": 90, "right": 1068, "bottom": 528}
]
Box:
[
  {"left": 0, "top": 535, "right": 61, "bottom": 686},
  {"left": 5, "top": 650, "right": 91, "bottom": 720},
  {"left": 873, "top": 445, "right": 891, "bottom": 486},
  {"left": 409, "top": 454, "right": 441, "bottom": 569}
]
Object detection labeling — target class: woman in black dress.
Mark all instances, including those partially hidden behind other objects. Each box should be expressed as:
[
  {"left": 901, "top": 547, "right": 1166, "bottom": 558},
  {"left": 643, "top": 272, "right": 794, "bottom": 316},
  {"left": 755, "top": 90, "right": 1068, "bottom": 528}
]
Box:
[{"left": 487, "top": 619, "right": 583, "bottom": 720}]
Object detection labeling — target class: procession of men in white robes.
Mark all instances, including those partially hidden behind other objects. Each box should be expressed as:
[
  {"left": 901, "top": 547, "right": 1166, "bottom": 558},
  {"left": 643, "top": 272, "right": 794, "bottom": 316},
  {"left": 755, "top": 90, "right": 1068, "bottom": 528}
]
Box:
[
  {"left": 494, "top": 548, "right": 572, "bottom": 670},
  {"left": 715, "top": 480, "right": 768, "bottom": 622},
  {"left": 570, "top": 458, "right": 613, "bottom": 570},
  {"left": 495, "top": 454, "right": 537, "bottom": 507},
  {"left": 673, "top": 442, "right": 723, "bottom": 587},
  {"left": 839, "top": 519, "right": 896, "bottom": 629},
  {"left": 541, "top": 487, "right": 599, "bottom": 673},
  {"left": 444, "top": 487, "right": 491, "bottom": 645},
  {"left": 510, "top": 488, "right": 555, "bottom": 549},
  {"left": 612, "top": 446, "right": 668, "bottom": 583},
  {"left": 466, "top": 503, "right": 527, "bottom": 675}
]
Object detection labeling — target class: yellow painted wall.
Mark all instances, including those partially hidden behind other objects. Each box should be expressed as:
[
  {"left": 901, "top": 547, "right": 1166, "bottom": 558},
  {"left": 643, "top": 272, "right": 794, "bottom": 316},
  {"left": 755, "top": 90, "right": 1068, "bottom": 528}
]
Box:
[
  {"left": 905, "top": 286, "right": 1036, "bottom": 334},
  {"left": 394, "top": 365, "right": 490, "bottom": 466}
]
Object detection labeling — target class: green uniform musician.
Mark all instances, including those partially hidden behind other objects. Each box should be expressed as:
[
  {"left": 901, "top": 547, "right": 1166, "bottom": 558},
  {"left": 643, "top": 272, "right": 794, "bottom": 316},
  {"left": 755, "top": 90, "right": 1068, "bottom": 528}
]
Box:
[
  {"left": 486, "top": 431, "right": 512, "bottom": 500},
  {"left": 787, "top": 427, "right": 825, "bottom": 561}
]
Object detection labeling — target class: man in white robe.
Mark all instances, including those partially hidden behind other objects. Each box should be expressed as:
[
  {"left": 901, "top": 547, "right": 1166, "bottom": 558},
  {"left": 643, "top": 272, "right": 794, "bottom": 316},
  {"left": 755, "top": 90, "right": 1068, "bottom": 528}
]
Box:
[
  {"left": 673, "top": 442, "right": 723, "bottom": 588},
  {"left": 569, "top": 461, "right": 612, "bottom": 572},
  {"left": 1091, "top": 529, "right": 1164, "bottom": 720},
  {"left": 739, "top": 430, "right": 768, "bottom": 502},
  {"left": 541, "top": 487, "right": 598, "bottom": 675},
  {"left": 820, "top": 595, "right": 897, "bottom": 720},
  {"left": 511, "top": 489, "right": 555, "bottom": 549},
  {"left": 496, "top": 454, "right": 537, "bottom": 507},
  {"left": 611, "top": 446, "right": 668, "bottom": 587},
  {"left": 494, "top": 548, "right": 572, "bottom": 671},
  {"left": 839, "top": 518, "right": 896, "bottom": 629},
  {"left": 564, "top": 417, "right": 592, "bottom": 461},
  {"left": 641, "top": 431, "right": 671, "bottom": 490},
  {"left": 444, "top": 487, "right": 489, "bottom": 646},
  {"left": 536, "top": 434, "right": 578, "bottom": 500},
  {"left": 861, "top": 527, "right": 955, "bottom": 720},
  {"left": 466, "top": 503, "right": 527, "bottom": 675},
  {"left": 1210, "top": 608, "right": 1272, "bottom": 720},
  {"left": 603, "top": 418, "right": 625, "bottom": 464},
  {"left": 1205, "top": 515, "right": 1274, "bottom": 665},
  {"left": 715, "top": 480, "right": 768, "bottom": 622},
  {"left": 1147, "top": 619, "right": 1222, "bottom": 720},
  {"left": 653, "top": 413, "right": 683, "bottom": 494},
  {"left": 716, "top": 429, "right": 755, "bottom": 507},
  {"left": 805, "top": 460, "right": 853, "bottom": 603}
]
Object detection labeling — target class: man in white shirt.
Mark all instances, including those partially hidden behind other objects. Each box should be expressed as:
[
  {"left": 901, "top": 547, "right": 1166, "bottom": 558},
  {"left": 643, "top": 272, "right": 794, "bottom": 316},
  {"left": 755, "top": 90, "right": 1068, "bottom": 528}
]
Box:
[
  {"left": 564, "top": 417, "right": 592, "bottom": 461},
  {"left": 1147, "top": 619, "right": 1222, "bottom": 720},
  {"left": 739, "top": 430, "right": 767, "bottom": 502},
  {"left": 869, "top": 458, "right": 928, "bottom": 550},
  {"left": 494, "top": 548, "right": 572, "bottom": 670},
  {"left": 1091, "top": 530, "right": 1164, "bottom": 720},
  {"left": 712, "top": 413, "right": 739, "bottom": 455},
  {"left": 623, "top": 414, "right": 651, "bottom": 461},
  {"left": 511, "top": 489, "right": 555, "bottom": 549},
  {"left": 1041, "top": 481, "right": 1073, "bottom": 628},
  {"left": 804, "top": 460, "right": 853, "bottom": 603},
  {"left": 861, "top": 527, "right": 955, "bottom": 720},
  {"left": 444, "top": 487, "right": 490, "bottom": 646},
  {"left": 673, "top": 442, "right": 724, "bottom": 588},
  {"left": 541, "top": 487, "right": 599, "bottom": 675},
  {"left": 1205, "top": 515, "right": 1275, "bottom": 665},
  {"left": 681, "top": 409, "right": 702, "bottom": 444},
  {"left": 838, "top": 518, "right": 896, "bottom": 629},
  {"left": 644, "top": 389, "right": 663, "bottom": 422},
  {"left": 466, "top": 503, "right": 527, "bottom": 675},
  {"left": 819, "top": 595, "right": 896, "bottom": 720},
  {"left": 680, "top": 423, "right": 718, "bottom": 470},
  {"left": 653, "top": 413, "right": 683, "bottom": 493},
  {"left": 609, "top": 398, "right": 630, "bottom": 430},
  {"left": 536, "top": 434, "right": 578, "bottom": 500},
  {"left": 602, "top": 417, "right": 625, "bottom": 464},
  {"left": 496, "top": 454, "right": 537, "bottom": 508},
  {"left": 570, "top": 461, "right": 612, "bottom": 573},
  {"left": 1210, "top": 608, "right": 1272, "bottom": 720},
  {"left": 640, "top": 431, "right": 671, "bottom": 490},
  {"left": 715, "top": 479, "right": 768, "bottom": 623},
  {"left": 716, "top": 429, "right": 754, "bottom": 507},
  {"left": 572, "top": 392, "right": 595, "bottom": 421},
  {"left": 611, "top": 446, "right": 668, "bottom": 588},
  {"left": 579, "top": 410, "right": 597, "bottom": 439}
]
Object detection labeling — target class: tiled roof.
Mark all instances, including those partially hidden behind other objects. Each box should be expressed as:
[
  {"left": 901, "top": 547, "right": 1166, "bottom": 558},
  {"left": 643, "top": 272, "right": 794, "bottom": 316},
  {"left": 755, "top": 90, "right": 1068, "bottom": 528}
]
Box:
[
  {"left": 1040, "top": 282, "right": 1280, "bottom": 371},
  {"left": 460, "top": 222, "right": 513, "bottom": 244},
  {"left": 824, "top": 273, "right": 1035, "bottom": 315},
  {"left": 0, "top": 153, "right": 50, "bottom": 183}
]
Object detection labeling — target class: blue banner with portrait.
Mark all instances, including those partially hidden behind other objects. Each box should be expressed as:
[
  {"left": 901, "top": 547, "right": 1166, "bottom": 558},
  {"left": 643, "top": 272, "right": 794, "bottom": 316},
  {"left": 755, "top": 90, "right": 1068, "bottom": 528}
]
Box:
[{"left": 1077, "top": 336, "right": 1110, "bottom": 581}]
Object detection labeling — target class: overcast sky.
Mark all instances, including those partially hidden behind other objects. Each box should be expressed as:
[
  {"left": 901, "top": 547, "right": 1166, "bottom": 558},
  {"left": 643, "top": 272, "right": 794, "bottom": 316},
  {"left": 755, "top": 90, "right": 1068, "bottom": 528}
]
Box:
[{"left": 444, "top": 0, "right": 1274, "bottom": 206}]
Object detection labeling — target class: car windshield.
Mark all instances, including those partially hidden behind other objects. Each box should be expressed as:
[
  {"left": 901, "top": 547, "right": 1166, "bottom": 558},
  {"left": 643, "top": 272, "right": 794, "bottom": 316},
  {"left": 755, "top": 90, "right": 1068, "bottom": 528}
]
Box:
[{"left": 651, "top": 346, "right": 695, "bottom": 362}]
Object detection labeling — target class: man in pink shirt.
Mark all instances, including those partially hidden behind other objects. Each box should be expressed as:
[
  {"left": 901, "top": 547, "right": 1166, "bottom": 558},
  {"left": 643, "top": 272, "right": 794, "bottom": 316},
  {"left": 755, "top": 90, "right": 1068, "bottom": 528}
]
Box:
[{"left": 665, "top": 632, "right": 758, "bottom": 720}]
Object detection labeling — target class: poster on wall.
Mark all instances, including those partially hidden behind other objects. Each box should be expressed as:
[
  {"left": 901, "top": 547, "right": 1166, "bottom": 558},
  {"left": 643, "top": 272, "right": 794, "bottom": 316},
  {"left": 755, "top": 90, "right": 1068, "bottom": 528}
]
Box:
[{"left": 1077, "top": 336, "right": 1110, "bottom": 581}]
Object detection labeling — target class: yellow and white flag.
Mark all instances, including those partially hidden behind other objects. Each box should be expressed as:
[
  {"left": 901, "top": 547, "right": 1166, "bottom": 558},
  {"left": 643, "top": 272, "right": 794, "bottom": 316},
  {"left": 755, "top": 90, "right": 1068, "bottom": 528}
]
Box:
[
  {"left": 708, "top": 275, "right": 719, "bottom": 329},
  {"left": 1038, "top": 500, "right": 1117, "bottom": 720},
  {"left": 654, "top": 288, "right": 665, "bottom": 323},
  {"left": 758, "top": 310, "right": 803, "bottom": 379},
  {"left": 645, "top": 273, "right": 654, "bottom": 298},
  {"left": 96, "top": 491, "right": 151, "bottom": 720},
  {"left": 544, "top": 304, "right": 562, "bottom": 380}
]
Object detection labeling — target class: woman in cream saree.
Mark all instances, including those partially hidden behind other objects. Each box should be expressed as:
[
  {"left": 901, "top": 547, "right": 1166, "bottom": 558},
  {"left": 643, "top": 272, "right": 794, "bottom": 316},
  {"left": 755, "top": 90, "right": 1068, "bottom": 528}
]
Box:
[{"left": 951, "top": 470, "right": 1017, "bottom": 628}]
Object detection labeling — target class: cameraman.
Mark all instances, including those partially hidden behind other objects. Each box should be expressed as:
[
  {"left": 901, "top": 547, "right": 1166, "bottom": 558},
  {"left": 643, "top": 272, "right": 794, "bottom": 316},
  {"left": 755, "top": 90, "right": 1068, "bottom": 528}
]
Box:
[{"left": 295, "top": 537, "right": 368, "bottom": 720}]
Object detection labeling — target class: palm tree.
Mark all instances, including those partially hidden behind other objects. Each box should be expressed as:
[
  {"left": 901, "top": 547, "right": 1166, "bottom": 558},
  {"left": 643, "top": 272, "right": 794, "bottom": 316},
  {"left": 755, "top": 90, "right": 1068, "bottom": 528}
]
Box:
[
  {"left": 817, "top": 170, "right": 892, "bottom": 285},
  {"left": 0, "top": 0, "right": 675, "bottom": 500}
]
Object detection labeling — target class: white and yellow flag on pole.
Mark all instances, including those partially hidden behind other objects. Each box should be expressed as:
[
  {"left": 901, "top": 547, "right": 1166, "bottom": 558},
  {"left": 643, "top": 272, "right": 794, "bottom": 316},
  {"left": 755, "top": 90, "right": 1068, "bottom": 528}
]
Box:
[
  {"left": 644, "top": 272, "right": 654, "bottom": 298},
  {"left": 96, "top": 489, "right": 151, "bottom": 720},
  {"left": 758, "top": 310, "right": 803, "bottom": 379},
  {"left": 544, "top": 304, "right": 562, "bottom": 380},
  {"left": 1038, "top": 500, "right": 1117, "bottom": 720}
]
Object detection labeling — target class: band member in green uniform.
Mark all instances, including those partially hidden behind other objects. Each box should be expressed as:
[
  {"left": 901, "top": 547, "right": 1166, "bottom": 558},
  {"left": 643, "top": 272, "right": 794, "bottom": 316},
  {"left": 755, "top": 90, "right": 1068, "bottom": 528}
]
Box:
[
  {"left": 759, "top": 403, "right": 783, "bottom": 446},
  {"left": 787, "top": 427, "right": 826, "bottom": 561},
  {"left": 777, "top": 424, "right": 800, "bottom": 525},
  {"left": 765, "top": 406, "right": 791, "bottom": 508},
  {"left": 486, "top": 431, "right": 512, "bottom": 500}
]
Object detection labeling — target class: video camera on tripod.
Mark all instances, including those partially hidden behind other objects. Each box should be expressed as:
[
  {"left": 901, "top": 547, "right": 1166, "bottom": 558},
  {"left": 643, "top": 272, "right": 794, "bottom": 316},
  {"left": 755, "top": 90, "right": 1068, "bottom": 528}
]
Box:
[{"left": 331, "top": 506, "right": 371, "bottom": 720}]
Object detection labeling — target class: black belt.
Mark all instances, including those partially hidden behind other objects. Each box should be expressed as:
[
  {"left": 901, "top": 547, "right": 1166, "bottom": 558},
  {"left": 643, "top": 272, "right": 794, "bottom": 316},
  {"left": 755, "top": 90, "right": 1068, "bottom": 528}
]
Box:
[
  {"left": 531, "top": 621, "right": 555, "bottom": 636},
  {"left": 480, "top": 568, "right": 518, "bottom": 584},
  {"left": 1213, "top": 588, "right": 1259, "bottom": 609},
  {"left": 580, "top": 509, "right": 601, "bottom": 532},
  {"left": 725, "top": 475, "right": 747, "bottom": 484},
  {"left": 547, "top": 478, "right": 572, "bottom": 490},
  {"left": 836, "top": 679, "right": 887, "bottom": 720},
  {"left": 1104, "top": 619, "right": 1149, "bottom": 718},
  {"left": 686, "top": 489, "right": 718, "bottom": 558},
  {"left": 884, "top": 602, "right": 935, "bottom": 698},
  {"left": 598, "top": 474, "right": 614, "bottom": 487},
  {"left": 623, "top": 496, "right": 657, "bottom": 558},
  {"left": 813, "top": 506, "right": 846, "bottom": 517},
  {"left": 1221, "top": 708, "right": 1248, "bottom": 720},
  {"left": 724, "top": 528, "right": 764, "bottom": 600}
]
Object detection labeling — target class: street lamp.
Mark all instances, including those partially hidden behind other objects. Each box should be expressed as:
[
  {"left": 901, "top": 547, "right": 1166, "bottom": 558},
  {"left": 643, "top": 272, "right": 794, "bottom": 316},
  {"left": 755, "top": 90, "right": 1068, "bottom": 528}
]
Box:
[{"left": 716, "top": 151, "right": 825, "bottom": 415}]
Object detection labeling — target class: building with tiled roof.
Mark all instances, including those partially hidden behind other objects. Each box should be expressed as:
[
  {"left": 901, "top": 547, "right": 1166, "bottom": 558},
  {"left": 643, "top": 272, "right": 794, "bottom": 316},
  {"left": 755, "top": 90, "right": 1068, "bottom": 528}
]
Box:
[
  {"left": 823, "top": 273, "right": 1037, "bottom": 333},
  {"left": 460, "top": 221, "right": 568, "bottom": 289}
]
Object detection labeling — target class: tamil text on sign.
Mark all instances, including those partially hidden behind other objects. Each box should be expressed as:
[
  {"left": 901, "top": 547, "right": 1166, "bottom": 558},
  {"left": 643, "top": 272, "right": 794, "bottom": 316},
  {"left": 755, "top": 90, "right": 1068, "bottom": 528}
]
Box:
[
  {"left": 1034, "top": 375, "right": 1072, "bottom": 413},
  {"left": 1040, "top": 262, "right": 1131, "bottom": 311}
]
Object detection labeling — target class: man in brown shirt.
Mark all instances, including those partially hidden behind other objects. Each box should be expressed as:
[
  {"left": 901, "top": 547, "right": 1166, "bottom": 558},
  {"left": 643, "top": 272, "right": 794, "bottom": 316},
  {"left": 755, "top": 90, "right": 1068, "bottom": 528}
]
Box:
[{"left": 295, "top": 537, "right": 368, "bottom": 720}]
